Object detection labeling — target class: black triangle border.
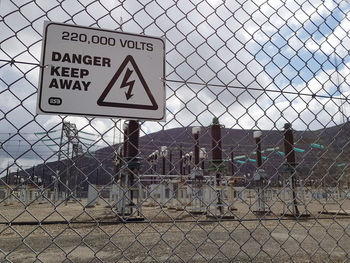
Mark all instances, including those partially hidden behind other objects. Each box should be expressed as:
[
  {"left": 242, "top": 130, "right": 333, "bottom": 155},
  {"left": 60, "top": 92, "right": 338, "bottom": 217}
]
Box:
[{"left": 97, "top": 55, "right": 158, "bottom": 110}]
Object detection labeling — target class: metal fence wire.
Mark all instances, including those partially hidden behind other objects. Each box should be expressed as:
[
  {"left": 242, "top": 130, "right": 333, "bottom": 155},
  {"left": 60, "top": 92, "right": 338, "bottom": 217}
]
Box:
[{"left": 1, "top": 0, "right": 350, "bottom": 262}]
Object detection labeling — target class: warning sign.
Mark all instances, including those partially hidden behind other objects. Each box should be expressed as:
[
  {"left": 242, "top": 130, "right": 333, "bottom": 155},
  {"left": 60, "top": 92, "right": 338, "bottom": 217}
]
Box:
[
  {"left": 97, "top": 55, "right": 158, "bottom": 110},
  {"left": 37, "top": 21, "right": 165, "bottom": 121}
]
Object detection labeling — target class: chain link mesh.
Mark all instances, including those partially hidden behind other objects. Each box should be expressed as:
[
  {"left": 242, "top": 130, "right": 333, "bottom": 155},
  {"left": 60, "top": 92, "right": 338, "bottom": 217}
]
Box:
[{"left": 1, "top": 0, "right": 350, "bottom": 262}]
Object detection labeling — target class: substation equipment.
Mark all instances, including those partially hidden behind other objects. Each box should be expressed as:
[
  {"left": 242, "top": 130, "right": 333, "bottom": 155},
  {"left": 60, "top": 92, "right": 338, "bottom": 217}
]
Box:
[
  {"left": 187, "top": 127, "right": 206, "bottom": 215},
  {"left": 252, "top": 131, "right": 271, "bottom": 216},
  {"left": 205, "top": 118, "right": 235, "bottom": 219},
  {"left": 114, "top": 121, "right": 144, "bottom": 221}
]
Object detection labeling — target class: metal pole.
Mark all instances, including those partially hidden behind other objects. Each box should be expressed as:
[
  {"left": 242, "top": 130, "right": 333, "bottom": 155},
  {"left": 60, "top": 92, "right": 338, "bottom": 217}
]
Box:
[
  {"left": 57, "top": 121, "right": 65, "bottom": 194},
  {"left": 187, "top": 156, "right": 191, "bottom": 174},
  {"left": 162, "top": 155, "right": 166, "bottom": 175},
  {"left": 253, "top": 131, "right": 265, "bottom": 214},
  {"left": 230, "top": 148, "right": 234, "bottom": 177},
  {"left": 96, "top": 166, "right": 99, "bottom": 186},
  {"left": 123, "top": 122, "right": 128, "bottom": 159},
  {"left": 114, "top": 150, "right": 121, "bottom": 184},
  {"left": 179, "top": 144, "right": 183, "bottom": 176},
  {"left": 31, "top": 166, "right": 35, "bottom": 185},
  {"left": 200, "top": 148, "right": 206, "bottom": 171},
  {"left": 72, "top": 144, "right": 77, "bottom": 198},
  {"left": 211, "top": 117, "right": 223, "bottom": 215},
  {"left": 41, "top": 168, "right": 45, "bottom": 188},
  {"left": 119, "top": 121, "right": 129, "bottom": 215},
  {"left": 161, "top": 146, "right": 167, "bottom": 175},
  {"left": 255, "top": 137, "right": 262, "bottom": 168},
  {"left": 211, "top": 122, "right": 222, "bottom": 162},
  {"left": 65, "top": 141, "right": 70, "bottom": 203},
  {"left": 151, "top": 156, "right": 154, "bottom": 175},
  {"left": 283, "top": 123, "right": 300, "bottom": 216},
  {"left": 126, "top": 120, "right": 140, "bottom": 214},
  {"left": 211, "top": 121, "right": 223, "bottom": 176},
  {"left": 6, "top": 165, "right": 9, "bottom": 184},
  {"left": 193, "top": 128, "right": 200, "bottom": 167},
  {"left": 169, "top": 150, "right": 172, "bottom": 174}
]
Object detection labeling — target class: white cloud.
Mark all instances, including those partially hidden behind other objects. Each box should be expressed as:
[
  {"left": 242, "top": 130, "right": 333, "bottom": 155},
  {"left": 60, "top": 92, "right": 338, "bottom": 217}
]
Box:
[{"left": 1, "top": 0, "right": 350, "bottom": 173}]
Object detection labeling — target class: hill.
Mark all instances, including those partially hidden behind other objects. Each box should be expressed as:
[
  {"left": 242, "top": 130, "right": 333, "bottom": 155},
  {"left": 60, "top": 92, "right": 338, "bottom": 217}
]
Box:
[{"left": 6, "top": 122, "right": 350, "bottom": 190}]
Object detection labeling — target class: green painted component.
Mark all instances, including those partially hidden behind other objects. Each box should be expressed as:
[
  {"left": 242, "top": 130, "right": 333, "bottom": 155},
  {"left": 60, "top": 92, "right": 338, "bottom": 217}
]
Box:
[
  {"left": 265, "top": 147, "right": 279, "bottom": 152},
  {"left": 46, "top": 144, "right": 58, "bottom": 147},
  {"left": 248, "top": 158, "right": 256, "bottom": 162},
  {"left": 42, "top": 137, "right": 60, "bottom": 141},
  {"left": 211, "top": 159, "right": 224, "bottom": 163},
  {"left": 234, "top": 155, "right": 246, "bottom": 160},
  {"left": 237, "top": 160, "right": 246, "bottom": 164},
  {"left": 209, "top": 160, "right": 226, "bottom": 171},
  {"left": 337, "top": 163, "right": 346, "bottom": 167},
  {"left": 262, "top": 156, "right": 267, "bottom": 160},
  {"left": 35, "top": 130, "right": 58, "bottom": 135},
  {"left": 294, "top": 148, "right": 305, "bottom": 153},
  {"left": 80, "top": 137, "right": 95, "bottom": 142},
  {"left": 277, "top": 151, "right": 285, "bottom": 156},
  {"left": 212, "top": 117, "right": 220, "bottom": 125},
  {"left": 310, "top": 143, "right": 325, "bottom": 149}
]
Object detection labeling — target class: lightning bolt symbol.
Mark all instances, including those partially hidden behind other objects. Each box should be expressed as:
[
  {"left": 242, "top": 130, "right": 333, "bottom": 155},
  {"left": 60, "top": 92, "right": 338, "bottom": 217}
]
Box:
[{"left": 120, "top": 68, "right": 135, "bottom": 100}]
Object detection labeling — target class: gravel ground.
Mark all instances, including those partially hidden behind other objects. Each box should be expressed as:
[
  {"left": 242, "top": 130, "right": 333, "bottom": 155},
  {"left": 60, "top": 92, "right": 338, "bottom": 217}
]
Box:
[{"left": 1, "top": 197, "right": 350, "bottom": 262}]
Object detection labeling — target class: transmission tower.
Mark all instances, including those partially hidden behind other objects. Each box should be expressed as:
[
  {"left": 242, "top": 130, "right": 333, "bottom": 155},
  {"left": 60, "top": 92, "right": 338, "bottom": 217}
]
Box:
[{"left": 57, "top": 121, "right": 83, "bottom": 202}]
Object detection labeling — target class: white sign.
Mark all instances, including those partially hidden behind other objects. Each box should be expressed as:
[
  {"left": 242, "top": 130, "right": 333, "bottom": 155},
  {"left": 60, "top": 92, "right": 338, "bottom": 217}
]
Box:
[{"left": 37, "top": 21, "right": 165, "bottom": 121}]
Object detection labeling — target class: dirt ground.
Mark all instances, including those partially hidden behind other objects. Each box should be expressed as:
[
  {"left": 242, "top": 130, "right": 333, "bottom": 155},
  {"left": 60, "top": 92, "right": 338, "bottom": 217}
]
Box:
[{"left": 1, "top": 196, "right": 350, "bottom": 262}]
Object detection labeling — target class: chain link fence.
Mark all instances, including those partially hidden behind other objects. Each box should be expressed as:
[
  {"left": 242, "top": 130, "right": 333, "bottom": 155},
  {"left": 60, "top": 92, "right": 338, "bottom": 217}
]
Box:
[{"left": 1, "top": 0, "right": 350, "bottom": 262}]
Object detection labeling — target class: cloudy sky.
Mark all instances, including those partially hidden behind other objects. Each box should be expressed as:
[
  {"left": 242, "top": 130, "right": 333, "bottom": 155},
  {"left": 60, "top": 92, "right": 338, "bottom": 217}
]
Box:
[{"left": 0, "top": 0, "right": 349, "bottom": 174}]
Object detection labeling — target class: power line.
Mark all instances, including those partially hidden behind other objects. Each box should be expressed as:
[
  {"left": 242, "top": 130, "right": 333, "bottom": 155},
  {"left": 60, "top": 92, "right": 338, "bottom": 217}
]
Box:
[
  {"left": 165, "top": 79, "right": 349, "bottom": 101},
  {"left": 1, "top": 58, "right": 348, "bottom": 101}
]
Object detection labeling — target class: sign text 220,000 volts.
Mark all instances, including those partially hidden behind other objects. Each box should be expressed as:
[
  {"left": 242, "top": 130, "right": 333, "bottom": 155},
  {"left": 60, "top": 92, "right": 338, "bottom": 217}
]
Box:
[{"left": 61, "top": 31, "right": 154, "bottom": 51}]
